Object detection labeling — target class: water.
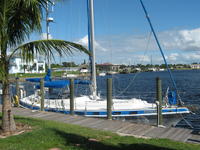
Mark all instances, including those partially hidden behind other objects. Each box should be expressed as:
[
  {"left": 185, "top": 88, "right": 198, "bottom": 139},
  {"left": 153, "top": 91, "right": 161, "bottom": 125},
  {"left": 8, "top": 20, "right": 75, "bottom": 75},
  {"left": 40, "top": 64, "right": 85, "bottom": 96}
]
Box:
[
  {"left": 97, "top": 70, "right": 200, "bottom": 106},
  {"left": 6, "top": 69, "right": 200, "bottom": 130}
]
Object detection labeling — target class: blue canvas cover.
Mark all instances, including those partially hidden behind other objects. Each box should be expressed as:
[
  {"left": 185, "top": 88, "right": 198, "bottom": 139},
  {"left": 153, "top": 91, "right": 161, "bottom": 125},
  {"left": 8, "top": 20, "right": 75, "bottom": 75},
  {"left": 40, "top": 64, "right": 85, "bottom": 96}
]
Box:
[
  {"left": 168, "top": 91, "right": 177, "bottom": 105},
  {"left": 36, "top": 79, "right": 91, "bottom": 89},
  {"left": 44, "top": 69, "right": 51, "bottom": 81},
  {"left": 26, "top": 69, "right": 90, "bottom": 88},
  {"left": 36, "top": 80, "right": 70, "bottom": 89}
]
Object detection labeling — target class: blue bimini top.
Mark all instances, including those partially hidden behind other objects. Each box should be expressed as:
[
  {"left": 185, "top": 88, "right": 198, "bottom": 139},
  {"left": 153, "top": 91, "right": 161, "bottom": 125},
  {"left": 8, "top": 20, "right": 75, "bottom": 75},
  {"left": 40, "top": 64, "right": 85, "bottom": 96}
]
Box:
[{"left": 35, "top": 79, "right": 91, "bottom": 89}]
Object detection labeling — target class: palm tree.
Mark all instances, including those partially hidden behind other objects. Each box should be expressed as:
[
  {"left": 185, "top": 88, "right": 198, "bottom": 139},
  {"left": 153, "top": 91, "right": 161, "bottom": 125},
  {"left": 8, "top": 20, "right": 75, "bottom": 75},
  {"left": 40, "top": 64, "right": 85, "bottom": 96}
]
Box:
[{"left": 0, "top": 0, "right": 90, "bottom": 133}]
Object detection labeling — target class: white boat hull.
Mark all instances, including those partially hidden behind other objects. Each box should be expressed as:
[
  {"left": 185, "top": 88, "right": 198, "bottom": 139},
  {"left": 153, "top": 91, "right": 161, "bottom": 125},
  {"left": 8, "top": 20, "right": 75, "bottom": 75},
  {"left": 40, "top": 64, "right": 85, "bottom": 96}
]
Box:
[{"left": 20, "top": 94, "right": 189, "bottom": 117}]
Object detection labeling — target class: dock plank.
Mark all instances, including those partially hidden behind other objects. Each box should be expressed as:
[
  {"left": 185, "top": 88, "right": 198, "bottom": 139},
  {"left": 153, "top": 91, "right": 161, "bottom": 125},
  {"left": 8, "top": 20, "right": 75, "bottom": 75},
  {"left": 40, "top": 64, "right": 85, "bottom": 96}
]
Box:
[
  {"left": 132, "top": 125, "right": 153, "bottom": 136},
  {"left": 83, "top": 119, "right": 107, "bottom": 128},
  {"left": 72, "top": 118, "right": 95, "bottom": 125},
  {"left": 187, "top": 133, "right": 200, "bottom": 144},
  {"left": 174, "top": 129, "right": 192, "bottom": 142},
  {"left": 144, "top": 127, "right": 167, "bottom": 138},
  {"left": 116, "top": 123, "right": 135, "bottom": 133},
  {"left": 119, "top": 124, "right": 141, "bottom": 134}
]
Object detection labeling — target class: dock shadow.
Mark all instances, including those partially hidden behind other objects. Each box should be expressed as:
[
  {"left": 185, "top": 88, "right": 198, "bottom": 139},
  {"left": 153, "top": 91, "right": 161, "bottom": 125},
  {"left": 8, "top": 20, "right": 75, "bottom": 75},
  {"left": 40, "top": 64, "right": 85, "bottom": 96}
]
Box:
[{"left": 52, "top": 128, "right": 175, "bottom": 150}]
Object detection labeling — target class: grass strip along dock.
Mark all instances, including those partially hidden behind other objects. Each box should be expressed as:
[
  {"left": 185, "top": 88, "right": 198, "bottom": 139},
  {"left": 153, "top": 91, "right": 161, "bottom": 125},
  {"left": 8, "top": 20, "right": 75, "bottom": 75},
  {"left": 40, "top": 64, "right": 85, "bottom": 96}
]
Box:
[{"left": 0, "top": 105, "right": 200, "bottom": 150}]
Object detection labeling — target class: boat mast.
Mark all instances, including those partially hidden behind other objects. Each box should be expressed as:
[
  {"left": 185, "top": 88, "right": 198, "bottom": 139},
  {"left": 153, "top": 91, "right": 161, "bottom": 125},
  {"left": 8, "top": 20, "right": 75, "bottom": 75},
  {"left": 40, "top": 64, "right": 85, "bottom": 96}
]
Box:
[{"left": 88, "top": 0, "right": 97, "bottom": 99}]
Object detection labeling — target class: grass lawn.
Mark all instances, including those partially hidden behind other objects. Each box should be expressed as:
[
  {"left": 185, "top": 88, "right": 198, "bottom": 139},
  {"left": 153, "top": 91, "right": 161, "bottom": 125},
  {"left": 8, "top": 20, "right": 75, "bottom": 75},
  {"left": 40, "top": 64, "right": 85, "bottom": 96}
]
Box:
[
  {"left": 8, "top": 71, "right": 65, "bottom": 79},
  {"left": 8, "top": 71, "right": 82, "bottom": 79},
  {"left": 0, "top": 116, "right": 199, "bottom": 150},
  {"left": 10, "top": 73, "right": 46, "bottom": 78}
]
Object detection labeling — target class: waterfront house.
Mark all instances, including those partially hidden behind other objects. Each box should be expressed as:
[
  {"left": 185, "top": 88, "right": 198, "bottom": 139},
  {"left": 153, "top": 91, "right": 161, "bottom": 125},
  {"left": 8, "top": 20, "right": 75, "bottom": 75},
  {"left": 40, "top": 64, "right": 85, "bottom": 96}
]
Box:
[
  {"left": 9, "top": 57, "right": 45, "bottom": 74},
  {"left": 97, "top": 63, "right": 120, "bottom": 72},
  {"left": 53, "top": 67, "right": 80, "bottom": 72},
  {"left": 190, "top": 64, "right": 200, "bottom": 69}
]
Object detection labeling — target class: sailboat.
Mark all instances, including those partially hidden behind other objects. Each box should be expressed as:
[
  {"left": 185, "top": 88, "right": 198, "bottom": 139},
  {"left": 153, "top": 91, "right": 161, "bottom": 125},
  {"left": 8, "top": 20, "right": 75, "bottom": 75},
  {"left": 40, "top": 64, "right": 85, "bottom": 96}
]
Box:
[{"left": 20, "top": 0, "right": 190, "bottom": 126}]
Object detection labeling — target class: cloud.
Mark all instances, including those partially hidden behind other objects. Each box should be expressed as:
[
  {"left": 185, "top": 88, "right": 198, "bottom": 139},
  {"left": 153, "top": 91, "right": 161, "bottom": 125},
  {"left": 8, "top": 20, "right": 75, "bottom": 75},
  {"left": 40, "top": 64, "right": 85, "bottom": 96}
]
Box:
[
  {"left": 168, "top": 53, "right": 179, "bottom": 61},
  {"left": 101, "top": 27, "right": 200, "bottom": 52},
  {"left": 162, "top": 52, "right": 200, "bottom": 64},
  {"left": 77, "top": 35, "right": 107, "bottom": 52},
  {"left": 74, "top": 27, "right": 200, "bottom": 64},
  {"left": 41, "top": 33, "right": 53, "bottom": 40},
  {"left": 160, "top": 28, "right": 200, "bottom": 51},
  {"left": 133, "top": 55, "right": 150, "bottom": 64}
]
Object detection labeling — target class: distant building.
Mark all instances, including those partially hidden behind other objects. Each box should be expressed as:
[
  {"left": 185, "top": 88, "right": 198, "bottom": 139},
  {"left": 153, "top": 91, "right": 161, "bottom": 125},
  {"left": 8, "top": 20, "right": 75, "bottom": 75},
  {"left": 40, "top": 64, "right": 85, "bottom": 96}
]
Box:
[
  {"left": 159, "top": 68, "right": 165, "bottom": 71},
  {"left": 135, "top": 68, "right": 141, "bottom": 71},
  {"left": 80, "top": 68, "right": 89, "bottom": 73},
  {"left": 148, "top": 67, "right": 157, "bottom": 72},
  {"left": 175, "top": 65, "right": 184, "bottom": 69},
  {"left": 190, "top": 64, "right": 200, "bottom": 69},
  {"left": 52, "top": 63, "right": 89, "bottom": 74},
  {"left": 79, "top": 64, "right": 89, "bottom": 73},
  {"left": 9, "top": 57, "right": 45, "bottom": 74},
  {"left": 97, "top": 63, "right": 120, "bottom": 72},
  {"left": 53, "top": 67, "right": 79, "bottom": 72}
]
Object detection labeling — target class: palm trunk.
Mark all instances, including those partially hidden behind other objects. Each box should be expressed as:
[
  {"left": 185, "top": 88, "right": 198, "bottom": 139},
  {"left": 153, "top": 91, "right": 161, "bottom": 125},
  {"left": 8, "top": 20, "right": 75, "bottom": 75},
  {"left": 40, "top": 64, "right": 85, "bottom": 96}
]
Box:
[{"left": 1, "top": 60, "right": 16, "bottom": 133}]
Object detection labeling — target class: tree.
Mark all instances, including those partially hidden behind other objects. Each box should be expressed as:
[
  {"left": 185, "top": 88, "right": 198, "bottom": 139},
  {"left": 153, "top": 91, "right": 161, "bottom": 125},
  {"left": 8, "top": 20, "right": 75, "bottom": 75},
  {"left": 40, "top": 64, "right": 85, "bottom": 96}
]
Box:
[
  {"left": 30, "top": 63, "right": 37, "bottom": 73},
  {"left": 0, "top": 0, "right": 90, "bottom": 134},
  {"left": 62, "top": 61, "right": 77, "bottom": 67},
  {"left": 160, "top": 64, "right": 166, "bottom": 69},
  {"left": 20, "top": 65, "right": 28, "bottom": 73},
  {"left": 51, "top": 63, "right": 62, "bottom": 68},
  {"left": 38, "top": 66, "right": 44, "bottom": 72}
]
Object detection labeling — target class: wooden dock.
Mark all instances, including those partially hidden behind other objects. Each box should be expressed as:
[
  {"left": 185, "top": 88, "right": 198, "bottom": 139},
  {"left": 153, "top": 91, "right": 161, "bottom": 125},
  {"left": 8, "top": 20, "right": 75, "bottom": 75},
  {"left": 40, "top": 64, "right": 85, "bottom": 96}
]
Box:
[{"left": 3, "top": 106, "right": 200, "bottom": 144}]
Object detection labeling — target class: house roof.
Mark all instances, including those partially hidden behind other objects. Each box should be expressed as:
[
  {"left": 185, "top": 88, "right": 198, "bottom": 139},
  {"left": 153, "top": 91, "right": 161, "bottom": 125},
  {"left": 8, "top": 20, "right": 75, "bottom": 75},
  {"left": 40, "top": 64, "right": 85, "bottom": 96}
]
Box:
[{"left": 97, "top": 63, "right": 118, "bottom": 66}]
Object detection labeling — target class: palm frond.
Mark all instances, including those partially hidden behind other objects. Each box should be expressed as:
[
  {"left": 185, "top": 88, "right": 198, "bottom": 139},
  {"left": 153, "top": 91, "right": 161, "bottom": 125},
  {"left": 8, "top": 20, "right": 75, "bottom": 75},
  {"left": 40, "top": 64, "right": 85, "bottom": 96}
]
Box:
[
  {"left": 4, "top": 0, "right": 54, "bottom": 47},
  {"left": 9, "top": 39, "right": 91, "bottom": 62}
]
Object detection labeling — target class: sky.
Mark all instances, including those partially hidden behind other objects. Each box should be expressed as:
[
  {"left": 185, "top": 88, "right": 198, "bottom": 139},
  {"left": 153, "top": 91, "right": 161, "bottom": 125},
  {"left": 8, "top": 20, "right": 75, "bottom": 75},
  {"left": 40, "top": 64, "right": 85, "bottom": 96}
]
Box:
[{"left": 33, "top": 0, "right": 200, "bottom": 65}]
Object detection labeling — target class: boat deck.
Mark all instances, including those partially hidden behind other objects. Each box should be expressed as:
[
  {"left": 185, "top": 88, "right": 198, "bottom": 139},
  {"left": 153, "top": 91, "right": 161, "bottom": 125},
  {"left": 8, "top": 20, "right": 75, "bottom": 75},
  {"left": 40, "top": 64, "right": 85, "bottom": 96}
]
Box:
[{"left": 3, "top": 105, "right": 200, "bottom": 144}]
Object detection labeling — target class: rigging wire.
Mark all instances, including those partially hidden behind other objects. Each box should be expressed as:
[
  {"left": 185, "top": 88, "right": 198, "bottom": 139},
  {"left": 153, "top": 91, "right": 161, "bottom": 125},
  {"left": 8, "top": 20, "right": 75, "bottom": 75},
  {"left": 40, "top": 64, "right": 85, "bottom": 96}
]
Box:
[{"left": 115, "top": 31, "right": 153, "bottom": 97}]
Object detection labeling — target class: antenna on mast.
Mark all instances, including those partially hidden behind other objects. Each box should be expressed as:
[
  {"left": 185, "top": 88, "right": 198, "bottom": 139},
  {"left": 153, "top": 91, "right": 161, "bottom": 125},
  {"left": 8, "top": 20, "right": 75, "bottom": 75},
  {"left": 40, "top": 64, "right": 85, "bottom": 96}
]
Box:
[{"left": 46, "top": 0, "right": 55, "bottom": 69}]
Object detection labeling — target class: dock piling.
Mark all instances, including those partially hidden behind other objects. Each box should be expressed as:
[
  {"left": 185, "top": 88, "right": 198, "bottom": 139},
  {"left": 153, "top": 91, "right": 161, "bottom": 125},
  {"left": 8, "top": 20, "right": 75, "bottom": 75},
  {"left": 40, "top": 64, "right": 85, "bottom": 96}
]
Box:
[
  {"left": 70, "top": 78, "right": 74, "bottom": 115},
  {"left": 107, "top": 78, "right": 112, "bottom": 120},
  {"left": 156, "top": 77, "right": 163, "bottom": 126},
  {"left": 40, "top": 78, "right": 44, "bottom": 111}
]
